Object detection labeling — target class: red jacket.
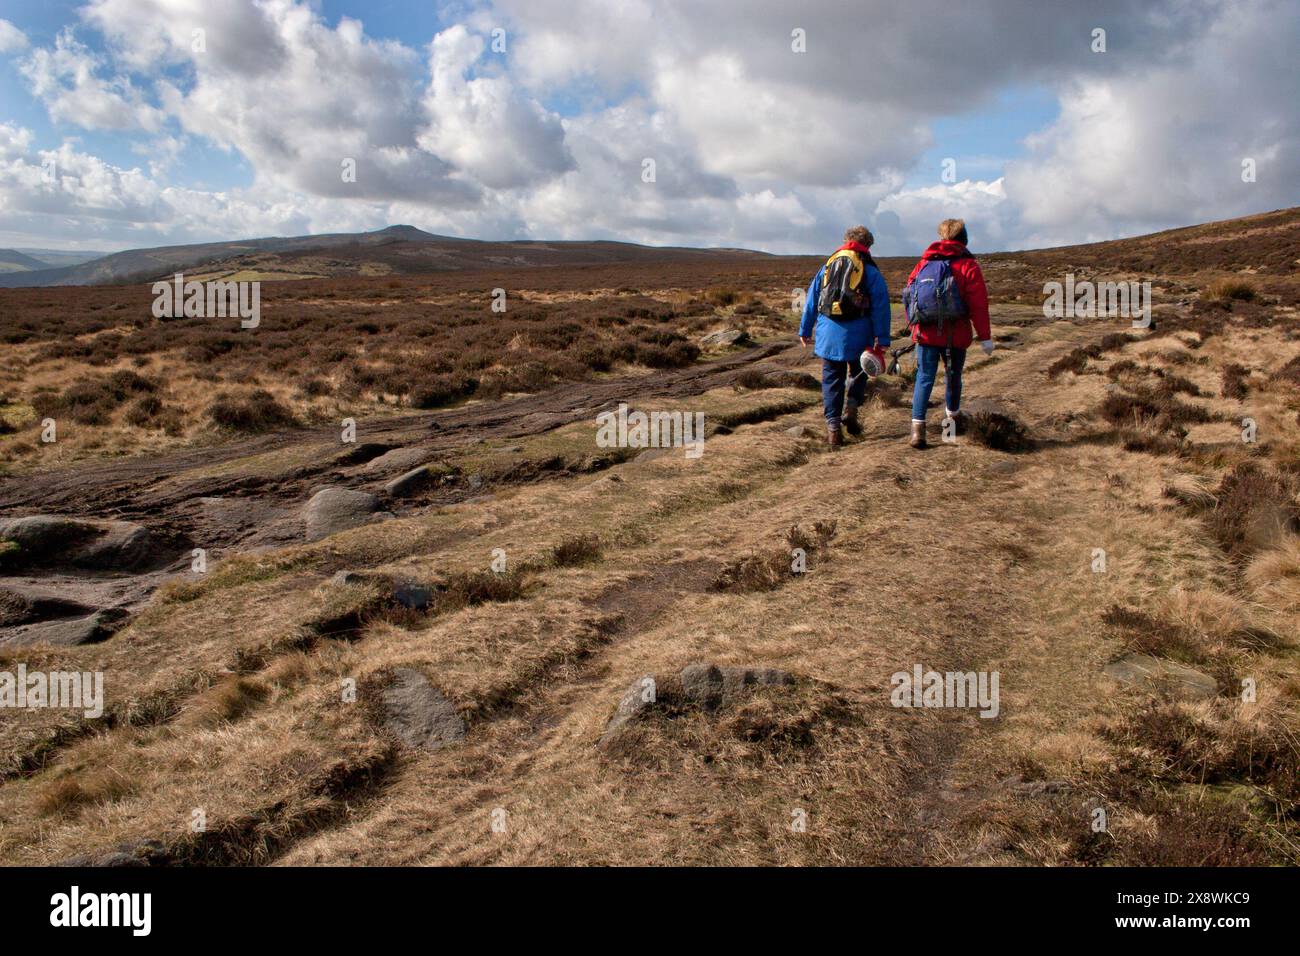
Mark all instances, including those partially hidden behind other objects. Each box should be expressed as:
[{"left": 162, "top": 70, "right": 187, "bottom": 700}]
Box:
[{"left": 905, "top": 240, "right": 991, "bottom": 349}]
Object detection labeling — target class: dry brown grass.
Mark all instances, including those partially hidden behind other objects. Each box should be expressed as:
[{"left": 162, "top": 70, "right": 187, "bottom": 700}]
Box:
[
  {"left": 1208, "top": 461, "right": 1300, "bottom": 560},
  {"left": 1203, "top": 278, "right": 1259, "bottom": 305},
  {"left": 1245, "top": 539, "right": 1300, "bottom": 613},
  {"left": 3, "top": 248, "right": 1299, "bottom": 867}
]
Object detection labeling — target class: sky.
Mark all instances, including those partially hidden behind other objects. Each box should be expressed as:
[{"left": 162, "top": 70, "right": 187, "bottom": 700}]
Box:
[{"left": 0, "top": 0, "right": 1295, "bottom": 256}]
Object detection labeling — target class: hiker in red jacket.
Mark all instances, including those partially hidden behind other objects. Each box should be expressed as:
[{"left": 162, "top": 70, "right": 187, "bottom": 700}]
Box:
[{"left": 901, "top": 219, "right": 993, "bottom": 449}]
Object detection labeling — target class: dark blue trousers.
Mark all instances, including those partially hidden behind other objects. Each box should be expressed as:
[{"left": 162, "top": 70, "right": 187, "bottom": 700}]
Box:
[{"left": 822, "top": 357, "right": 867, "bottom": 428}]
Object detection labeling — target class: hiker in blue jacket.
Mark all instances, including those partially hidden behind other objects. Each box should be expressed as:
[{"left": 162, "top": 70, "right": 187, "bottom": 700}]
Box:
[{"left": 799, "top": 225, "right": 891, "bottom": 446}]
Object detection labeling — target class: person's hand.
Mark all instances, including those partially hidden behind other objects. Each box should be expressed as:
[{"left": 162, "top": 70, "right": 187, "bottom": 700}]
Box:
[
  {"left": 980, "top": 339, "right": 995, "bottom": 355},
  {"left": 799, "top": 336, "right": 812, "bottom": 348}
]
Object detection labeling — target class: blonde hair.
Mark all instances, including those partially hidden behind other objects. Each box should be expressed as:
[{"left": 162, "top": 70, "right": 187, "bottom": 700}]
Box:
[
  {"left": 937, "top": 219, "right": 967, "bottom": 242},
  {"left": 843, "top": 225, "right": 874, "bottom": 247}
]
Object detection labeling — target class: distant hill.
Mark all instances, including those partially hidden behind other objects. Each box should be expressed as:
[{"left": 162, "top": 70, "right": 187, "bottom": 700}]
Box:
[
  {"left": 0, "top": 249, "right": 51, "bottom": 274},
  {"left": 986, "top": 206, "right": 1300, "bottom": 275},
  {"left": 4, "top": 207, "right": 1294, "bottom": 290},
  {"left": 12, "top": 248, "right": 111, "bottom": 269},
  {"left": 0, "top": 225, "right": 773, "bottom": 288}
]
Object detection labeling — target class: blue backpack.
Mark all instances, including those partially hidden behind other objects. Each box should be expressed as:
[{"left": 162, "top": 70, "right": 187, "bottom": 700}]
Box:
[{"left": 903, "top": 256, "right": 967, "bottom": 332}]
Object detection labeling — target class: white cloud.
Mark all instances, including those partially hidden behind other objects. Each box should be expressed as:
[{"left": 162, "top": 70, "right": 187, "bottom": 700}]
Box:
[
  {"left": 0, "top": 18, "right": 28, "bottom": 54},
  {"left": 81, "top": 0, "right": 287, "bottom": 74},
  {"left": 20, "top": 30, "right": 165, "bottom": 131},
  {"left": 876, "top": 179, "right": 1010, "bottom": 252},
  {"left": 417, "top": 25, "right": 573, "bottom": 189},
  {"left": 1002, "top": 0, "right": 1300, "bottom": 247},
  {"left": 1, "top": 0, "right": 1295, "bottom": 255}
]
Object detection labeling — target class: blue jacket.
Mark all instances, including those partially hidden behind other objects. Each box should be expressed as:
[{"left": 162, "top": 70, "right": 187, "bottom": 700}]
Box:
[{"left": 800, "top": 262, "right": 891, "bottom": 362}]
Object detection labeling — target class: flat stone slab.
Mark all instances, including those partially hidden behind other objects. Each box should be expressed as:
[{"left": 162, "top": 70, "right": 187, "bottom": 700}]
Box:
[
  {"left": 362, "top": 447, "right": 431, "bottom": 474},
  {"left": 1104, "top": 653, "right": 1219, "bottom": 701},
  {"left": 634, "top": 448, "right": 672, "bottom": 464},
  {"left": 303, "top": 487, "right": 381, "bottom": 541},
  {"left": 378, "top": 668, "right": 465, "bottom": 752}
]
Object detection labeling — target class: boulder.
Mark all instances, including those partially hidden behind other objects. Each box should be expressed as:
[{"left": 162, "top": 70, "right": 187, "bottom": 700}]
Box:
[
  {"left": 679, "top": 662, "right": 728, "bottom": 708},
  {"left": 329, "top": 570, "right": 370, "bottom": 587},
  {"left": 378, "top": 668, "right": 465, "bottom": 751},
  {"left": 602, "top": 674, "right": 659, "bottom": 742},
  {"left": 1104, "top": 653, "right": 1219, "bottom": 701},
  {"left": 0, "top": 516, "right": 161, "bottom": 573},
  {"left": 634, "top": 448, "right": 672, "bottom": 464},
  {"left": 600, "top": 662, "right": 795, "bottom": 745},
  {"left": 303, "top": 487, "right": 381, "bottom": 542},
  {"left": 700, "top": 329, "right": 751, "bottom": 348},
  {"left": 392, "top": 582, "right": 435, "bottom": 611}
]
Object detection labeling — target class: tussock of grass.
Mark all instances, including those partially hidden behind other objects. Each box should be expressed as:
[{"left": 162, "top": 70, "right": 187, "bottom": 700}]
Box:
[
  {"left": 1244, "top": 538, "right": 1300, "bottom": 612},
  {"left": 1221, "top": 363, "right": 1251, "bottom": 399},
  {"left": 705, "top": 288, "right": 742, "bottom": 307},
  {"left": 1203, "top": 278, "right": 1257, "bottom": 306},
  {"left": 1208, "top": 462, "right": 1300, "bottom": 560},
  {"left": 1105, "top": 358, "right": 1139, "bottom": 380},
  {"left": 1047, "top": 333, "right": 1135, "bottom": 378},
  {"left": 438, "top": 568, "right": 529, "bottom": 609},
  {"left": 1162, "top": 474, "right": 1217, "bottom": 510},
  {"left": 601, "top": 678, "right": 858, "bottom": 770},
  {"left": 176, "top": 677, "right": 271, "bottom": 728},
  {"left": 551, "top": 534, "right": 603, "bottom": 568},
  {"left": 207, "top": 389, "right": 298, "bottom": 432},
  {"left": 711, "top": 521, "right": 836, "bottom": 593},
  {"left": 965, "top": 406, "right": 1034, "bottom": 453},
  {"left": 712, "top": 397, "right": 809, "bottom": 431},
  {"left": 1272, "top": 355, "right": 1300, "bottom": 388},
  {"left": 1104, "top": 698, "right": 1300, "bottom": 812},
  {"left": 38, "top": 768, "right": 136, "bottom": 817},
  {"left": 1100, "top": 387, "right": 1215, "bottom": 429}
]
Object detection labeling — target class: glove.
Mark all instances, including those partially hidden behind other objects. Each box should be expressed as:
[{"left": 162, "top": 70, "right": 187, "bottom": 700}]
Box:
[{"left": 980, "top": 340, "right": 995, "bottom": 355}]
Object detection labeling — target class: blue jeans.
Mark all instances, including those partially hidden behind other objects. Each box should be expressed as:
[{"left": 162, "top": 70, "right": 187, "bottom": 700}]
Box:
[
  {"left": 911, "top": 345, "right": 967, "bottom": 422},
  {"left": 822, "top": 357, "right": 867, "bottom": 428}
]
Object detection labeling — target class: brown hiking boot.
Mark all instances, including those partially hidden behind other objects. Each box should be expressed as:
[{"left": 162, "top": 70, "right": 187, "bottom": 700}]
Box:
[
  {"left": 828, "top": 425, "right": 843, "bottom": 448},
  {"left": 909, "top": 420, "right": 927, "bottom": 449},
  {"left": 842, "top": 401, "right": 861, "bottom": 436}
]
